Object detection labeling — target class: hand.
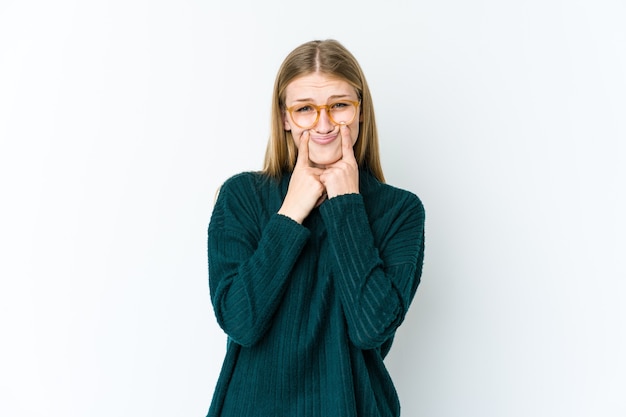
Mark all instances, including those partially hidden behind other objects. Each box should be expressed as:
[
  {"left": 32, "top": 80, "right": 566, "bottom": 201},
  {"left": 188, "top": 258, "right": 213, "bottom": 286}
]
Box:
[
  {"left": 278, "top": 130, "right": 327, "bottom": 224},
  {"left": 319, "top": 124, "right": 359, "bottom": 198}
]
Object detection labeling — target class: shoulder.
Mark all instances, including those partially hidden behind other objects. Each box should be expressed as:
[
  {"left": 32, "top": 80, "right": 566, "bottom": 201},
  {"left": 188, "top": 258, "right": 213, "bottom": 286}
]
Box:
[
  {"left": 219, "top": 171, "right": 269, "bottom": 193},
  {"left": 216, "top": 171, "right": 279, "bottom": 201},
  {"left": 211, "top": 172, "right": 277, "bottom": 232},
  {"left": 213, "top": 171, "right": 286, "bottom": 221},
  {"left": 360, "top": 171, "right": 425, "bottom": 219}
]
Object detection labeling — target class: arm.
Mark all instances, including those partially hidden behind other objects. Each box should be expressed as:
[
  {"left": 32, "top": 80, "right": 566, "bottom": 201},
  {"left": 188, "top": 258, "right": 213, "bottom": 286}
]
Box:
[
  {"left": 208, "top": 175, "right": 310, "bottom": 347},
  {"left": 320, "top": 192, "right": 425, "bottom": 350}
]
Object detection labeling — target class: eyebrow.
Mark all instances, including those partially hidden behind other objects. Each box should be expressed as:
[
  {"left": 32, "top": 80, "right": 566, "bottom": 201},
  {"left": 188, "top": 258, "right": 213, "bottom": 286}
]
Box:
[{"left": 291, "top": 94, "right": 353, "bottom": 103}]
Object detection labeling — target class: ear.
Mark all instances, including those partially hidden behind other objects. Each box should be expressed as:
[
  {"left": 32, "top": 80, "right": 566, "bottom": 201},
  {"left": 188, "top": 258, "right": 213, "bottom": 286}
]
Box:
[{"left": 283, "top": 112, "right": 292, "bottom": 131}]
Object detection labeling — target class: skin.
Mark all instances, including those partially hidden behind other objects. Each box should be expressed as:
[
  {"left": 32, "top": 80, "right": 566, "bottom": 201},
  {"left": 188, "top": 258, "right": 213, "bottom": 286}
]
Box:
[{"left": 278, "top": 73, "right": 361, "bottom": 224}]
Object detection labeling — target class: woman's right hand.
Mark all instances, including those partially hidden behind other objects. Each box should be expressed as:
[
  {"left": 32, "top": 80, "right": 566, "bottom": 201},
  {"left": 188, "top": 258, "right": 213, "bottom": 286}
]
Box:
[{"left": 277, "top": 131, "right": 326, "bottom": 224}]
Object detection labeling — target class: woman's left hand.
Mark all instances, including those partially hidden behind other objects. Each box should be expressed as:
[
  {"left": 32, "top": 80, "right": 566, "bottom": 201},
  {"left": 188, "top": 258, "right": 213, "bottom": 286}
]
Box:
[{"left": 320, "top": 124, "right": 359, "bottom": 198}]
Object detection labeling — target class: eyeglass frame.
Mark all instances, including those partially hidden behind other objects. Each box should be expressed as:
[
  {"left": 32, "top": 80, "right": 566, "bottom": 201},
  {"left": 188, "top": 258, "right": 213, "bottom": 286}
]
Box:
[{"left": 284, "top": 100, "right": 361, "bottom": 130}]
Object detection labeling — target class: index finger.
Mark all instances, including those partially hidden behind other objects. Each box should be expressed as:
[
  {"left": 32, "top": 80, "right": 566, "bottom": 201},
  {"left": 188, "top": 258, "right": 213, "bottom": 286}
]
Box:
[
  {"left": 339, "top": 124, "right": 356, "bottom": 162},
  {"left": 296, "top": 130, "right": 310, "bottom": 167}
]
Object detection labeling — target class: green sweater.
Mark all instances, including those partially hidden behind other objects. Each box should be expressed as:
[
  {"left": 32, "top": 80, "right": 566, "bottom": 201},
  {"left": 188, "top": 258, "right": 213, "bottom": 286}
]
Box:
[{"left": 207, "top": 169, "right": 425, "bottom": 417}]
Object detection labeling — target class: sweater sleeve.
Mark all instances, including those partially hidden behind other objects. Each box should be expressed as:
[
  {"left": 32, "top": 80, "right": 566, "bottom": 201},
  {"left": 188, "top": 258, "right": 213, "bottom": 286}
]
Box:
[
  {"left": 319, "top": 192, "right": 425, "bottom": 350},
  {"left": 208, "top": 174, "right": 310, "bottom": 347}
]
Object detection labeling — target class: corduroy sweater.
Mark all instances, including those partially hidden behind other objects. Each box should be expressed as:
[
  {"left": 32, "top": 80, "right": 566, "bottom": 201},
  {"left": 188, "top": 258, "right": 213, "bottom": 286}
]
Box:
[{"left": 207, "top": 169, "right": 425, "bottom": 417}]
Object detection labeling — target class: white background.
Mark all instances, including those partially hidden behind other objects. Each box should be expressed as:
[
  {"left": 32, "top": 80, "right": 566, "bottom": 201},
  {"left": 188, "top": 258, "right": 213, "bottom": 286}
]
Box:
[{"left": 1, "top": 1, "right": 625, "bottom": 416}]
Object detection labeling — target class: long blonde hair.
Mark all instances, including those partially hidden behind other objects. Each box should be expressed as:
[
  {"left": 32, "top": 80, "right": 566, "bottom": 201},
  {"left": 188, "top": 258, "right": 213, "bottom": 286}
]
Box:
[{"left": 262, "top": 39, "right": 385, "bottom": 182}]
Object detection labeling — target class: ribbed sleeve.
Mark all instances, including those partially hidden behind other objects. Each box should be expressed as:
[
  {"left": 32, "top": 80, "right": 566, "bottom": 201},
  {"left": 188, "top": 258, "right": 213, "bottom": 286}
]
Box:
[
  {"left": 208, "top": 174, "right": 310, "bottom": 347},
  {"left": 320, "top": 191, "right": 425, "bottom": 349}
]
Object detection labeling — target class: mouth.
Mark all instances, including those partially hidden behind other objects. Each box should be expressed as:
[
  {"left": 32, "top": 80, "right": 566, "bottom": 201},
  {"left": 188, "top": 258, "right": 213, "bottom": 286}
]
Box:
[{"left": 309, "top": 133, "right": 338, "bottom": 145}]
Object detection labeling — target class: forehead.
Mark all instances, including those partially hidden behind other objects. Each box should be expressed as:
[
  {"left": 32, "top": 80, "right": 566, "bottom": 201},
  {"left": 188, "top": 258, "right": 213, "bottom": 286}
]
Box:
[{"left": 285, "top": 73, "right": 356, "bottom": 103}]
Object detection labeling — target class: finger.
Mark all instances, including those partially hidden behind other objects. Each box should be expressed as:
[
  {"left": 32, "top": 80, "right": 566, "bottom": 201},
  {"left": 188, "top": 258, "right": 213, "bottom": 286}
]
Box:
[
  {"left": 296, "top": 130, "right": 310, "bottom": 167},
  {"left": 339, "top": 124, "right": 356, "bottom": 162}
]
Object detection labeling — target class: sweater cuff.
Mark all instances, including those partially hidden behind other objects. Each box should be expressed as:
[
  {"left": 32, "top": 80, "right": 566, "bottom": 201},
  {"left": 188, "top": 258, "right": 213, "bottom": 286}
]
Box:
[
  {"left": 318, "top": 193, "right": 378, "bottom": 263},
  {"left": 266, "top": 212, "right": 311, "bottom": 249},
  {"left": 319, "top": 193, "right": 368, "bottom": 229}
]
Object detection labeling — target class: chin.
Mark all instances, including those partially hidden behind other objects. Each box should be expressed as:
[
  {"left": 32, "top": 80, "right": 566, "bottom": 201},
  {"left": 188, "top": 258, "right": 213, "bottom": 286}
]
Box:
[
  {"left": 308, "top": 143, "right": 342, "bottom": 166},
  {"left": 309, "top": 151, "right": 341, "bottom": 167}
]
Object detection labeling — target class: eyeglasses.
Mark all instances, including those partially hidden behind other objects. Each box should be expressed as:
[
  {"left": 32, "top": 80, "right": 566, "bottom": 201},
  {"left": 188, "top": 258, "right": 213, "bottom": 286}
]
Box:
[{"left": 285, "top": 100, "right": 360, "bottom": 130}]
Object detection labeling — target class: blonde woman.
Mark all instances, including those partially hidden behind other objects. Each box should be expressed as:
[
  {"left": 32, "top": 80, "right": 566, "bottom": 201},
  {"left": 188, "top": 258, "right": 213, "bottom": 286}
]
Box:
[{"left": 207, "top": 39, "right": 425, "bottom": 417}]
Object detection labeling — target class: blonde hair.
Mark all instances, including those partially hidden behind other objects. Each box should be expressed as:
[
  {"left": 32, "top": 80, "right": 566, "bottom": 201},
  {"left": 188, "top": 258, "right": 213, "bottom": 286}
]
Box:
[{"left": 262, "top": 39, "right": 385, "bottom": 182}]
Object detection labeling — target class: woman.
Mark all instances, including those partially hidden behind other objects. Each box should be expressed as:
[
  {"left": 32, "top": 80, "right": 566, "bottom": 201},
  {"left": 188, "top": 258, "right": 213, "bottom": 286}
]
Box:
[{"left": 207, "top": 39, "right": 425, "bottom": 417}]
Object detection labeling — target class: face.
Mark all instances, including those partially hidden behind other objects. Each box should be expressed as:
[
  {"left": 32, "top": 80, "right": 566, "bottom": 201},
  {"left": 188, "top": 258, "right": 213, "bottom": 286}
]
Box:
[{"left": 283, "top": 72, "right": 360, "bottom": 167}]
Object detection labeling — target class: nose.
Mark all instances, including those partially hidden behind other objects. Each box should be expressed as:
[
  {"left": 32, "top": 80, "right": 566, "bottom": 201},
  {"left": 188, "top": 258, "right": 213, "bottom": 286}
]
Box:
[{"left": 314, "top": 108, "right": 334, "bottom": 134}]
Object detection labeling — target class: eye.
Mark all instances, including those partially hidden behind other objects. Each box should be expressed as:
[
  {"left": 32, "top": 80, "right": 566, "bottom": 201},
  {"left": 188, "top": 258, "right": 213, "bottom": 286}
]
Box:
[
  {"left": 294, "top": 104, "right": 315, "bottom": 113},
  {"left": 330, "top": 101, "right": 351, "bottom": 109}
]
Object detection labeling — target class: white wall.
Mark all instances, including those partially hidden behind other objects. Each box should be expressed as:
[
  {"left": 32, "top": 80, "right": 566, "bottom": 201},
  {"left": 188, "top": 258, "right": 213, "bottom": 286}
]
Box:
[{"left": 1, "top": 1, "right": 624, "bottom": 416}]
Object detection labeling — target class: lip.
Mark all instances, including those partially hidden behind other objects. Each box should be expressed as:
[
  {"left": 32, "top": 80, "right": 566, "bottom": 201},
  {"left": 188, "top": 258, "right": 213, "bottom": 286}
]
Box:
[{"left": 309, "top": 133, "right": 338, "bottom": 145}]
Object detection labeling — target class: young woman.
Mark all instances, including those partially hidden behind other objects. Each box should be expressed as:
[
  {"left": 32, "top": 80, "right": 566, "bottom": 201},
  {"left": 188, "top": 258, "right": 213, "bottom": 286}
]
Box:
[{"left": 207, "top": 39, "right": 425, "bottom": 417}]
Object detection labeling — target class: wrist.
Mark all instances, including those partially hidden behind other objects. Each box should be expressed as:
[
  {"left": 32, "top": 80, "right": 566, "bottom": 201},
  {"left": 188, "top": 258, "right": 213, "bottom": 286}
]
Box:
[{"left": 278, "top": 206, "right": 305, "bottom": 224}]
